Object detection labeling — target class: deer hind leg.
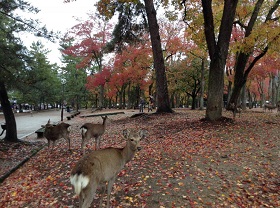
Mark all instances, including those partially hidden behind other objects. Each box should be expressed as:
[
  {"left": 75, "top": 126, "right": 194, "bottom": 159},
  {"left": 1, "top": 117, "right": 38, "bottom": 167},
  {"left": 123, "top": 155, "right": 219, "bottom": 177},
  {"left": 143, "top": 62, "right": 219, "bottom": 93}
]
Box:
[
  {"left": 52, "top": 140, "right": 56, "bottom": 151},
  {"left": 47, "top": 140, "right": 51, "bottom": 150},
  {"left": 80, "top": 181, "right": 98, "bottom": 208}
]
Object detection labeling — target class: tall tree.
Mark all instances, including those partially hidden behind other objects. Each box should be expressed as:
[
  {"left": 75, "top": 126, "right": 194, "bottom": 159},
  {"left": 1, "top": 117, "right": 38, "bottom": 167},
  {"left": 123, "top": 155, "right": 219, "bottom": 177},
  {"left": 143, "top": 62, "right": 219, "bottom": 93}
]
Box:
[
  {"left": 200, "top": 0, "right": 238, "bottom": 120},
  {"left": 143, "top": 0, "right": 173, "bottom": 113},
  {"left": 0, "top": 0, "right": 55, "bottom": 142},
  {"left": 28, "top": 41, "right": 61, "bottom": 109},
  {"left": 227, "top": 0, "right": 280, "bottom": 110},
  {"left": 62, "top": 14, "right": 112, "bottom": 108},
  {"left": 66, "top": 0, "right": 173, "bottom": 112},
  {"left": 94, "top": 0, "right": 173, "bottom": 112}
]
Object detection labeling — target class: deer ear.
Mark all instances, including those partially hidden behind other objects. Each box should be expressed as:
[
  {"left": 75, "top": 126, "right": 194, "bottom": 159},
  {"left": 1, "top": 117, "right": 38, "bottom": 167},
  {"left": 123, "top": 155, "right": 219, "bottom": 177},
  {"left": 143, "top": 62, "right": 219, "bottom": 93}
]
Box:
[
  {"left": 139, "top": 129, "right": 147, "bottom": 140},
  {"left": 47, "top": 119, "right": 50, "bottom": 124},
  {"left": 123, "top": 129, "right": 129, "bottom": 138}
]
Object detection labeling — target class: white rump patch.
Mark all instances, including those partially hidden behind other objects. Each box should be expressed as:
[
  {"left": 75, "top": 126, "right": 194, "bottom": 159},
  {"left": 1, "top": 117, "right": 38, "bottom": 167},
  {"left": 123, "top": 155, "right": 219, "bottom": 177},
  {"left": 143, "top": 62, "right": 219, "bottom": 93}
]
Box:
[
  {"left": 80, "top": 127, "right": 88, "bottom": 135},
  {"left": 70, "top": 174, "right": 90, "bottom": 195}
]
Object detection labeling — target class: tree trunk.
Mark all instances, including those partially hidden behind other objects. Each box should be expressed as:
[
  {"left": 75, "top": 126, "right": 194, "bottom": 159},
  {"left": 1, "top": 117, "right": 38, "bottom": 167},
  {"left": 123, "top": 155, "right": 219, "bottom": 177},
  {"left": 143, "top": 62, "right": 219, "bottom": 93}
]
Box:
[
  {"left": 227, "top": 81, "right": 232, "bottom": 107},
  {"left": 260, "top": 80, "right": 265, "bottom": 107},
  {"left": 199, "top": 59, "right": 205, "bottom": 110},
  {"left": 144, "top": 0, "right": 173, "bottom": 113},
  {"left": 247, "top": 89, "right": 253, "bottom": 109},
  {"left": 98, "top": 84, "right": 104, "bottom": 108},
  {"left": 202, "top": 0, "right": 238, "bottom": 120},
  {"left": 276, "top": 71, "right": 280, "bottom": 103},
  {"left": 0, "top": 81, "right": 18, "bottom": 142},
  {"left": 191, "top": 94, "right": 196, "bottom": 110},
  {"left": 206, "top": 59, "right": 225, "bottom": 120},
  {"left": 271, "top": 74, "right": 277, "bottom": 106}
]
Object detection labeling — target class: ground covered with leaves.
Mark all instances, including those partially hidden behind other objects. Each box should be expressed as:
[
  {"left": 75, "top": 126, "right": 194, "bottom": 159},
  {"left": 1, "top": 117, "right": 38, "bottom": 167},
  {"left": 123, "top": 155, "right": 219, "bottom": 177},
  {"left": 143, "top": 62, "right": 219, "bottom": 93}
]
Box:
[{"left": 0, "top": 109, "right": 279, "bottom": 207}]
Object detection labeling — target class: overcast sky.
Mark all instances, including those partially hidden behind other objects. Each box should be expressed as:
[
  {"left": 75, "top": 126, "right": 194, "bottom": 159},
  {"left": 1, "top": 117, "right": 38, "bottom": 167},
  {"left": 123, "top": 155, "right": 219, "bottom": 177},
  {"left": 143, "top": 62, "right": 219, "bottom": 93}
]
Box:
[{"left": 22, "top": 0, "right": 98, "bottom": 65}]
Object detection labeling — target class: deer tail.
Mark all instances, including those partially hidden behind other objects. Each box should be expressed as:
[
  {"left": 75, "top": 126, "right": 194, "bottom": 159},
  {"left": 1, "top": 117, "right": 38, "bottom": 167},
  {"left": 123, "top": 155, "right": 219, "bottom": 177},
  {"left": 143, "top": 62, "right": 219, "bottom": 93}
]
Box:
[
  {"left": 80, "top": 126, "right": 87, "bottom": 136},
  {"left": 67, "top": 125, "right": 72, "bottom": 132},
  {"left": 70, "top": 173, "right": 89, "bottom": 196}
]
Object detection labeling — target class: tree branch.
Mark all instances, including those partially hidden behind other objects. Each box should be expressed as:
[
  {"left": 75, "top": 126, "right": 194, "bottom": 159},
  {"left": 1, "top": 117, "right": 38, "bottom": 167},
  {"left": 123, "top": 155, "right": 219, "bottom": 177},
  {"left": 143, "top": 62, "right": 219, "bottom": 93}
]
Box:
[
  {"left": 201, "top": 0, "right": 216, "bottom": 60},
  {"left": 245, "top": 0, "right": 264, "bottom": 37},
  {"left": 265, "top": 0, "right": 280, "bottom": 22},
  {"left": 233, "top": 20, "right": 247, "bottom": 30},
  {"left": 0, "top": 10, "right": 57, "bottom": 41},
  {"left": 243, "top": 47, "right": 268, "bottom": 82}
]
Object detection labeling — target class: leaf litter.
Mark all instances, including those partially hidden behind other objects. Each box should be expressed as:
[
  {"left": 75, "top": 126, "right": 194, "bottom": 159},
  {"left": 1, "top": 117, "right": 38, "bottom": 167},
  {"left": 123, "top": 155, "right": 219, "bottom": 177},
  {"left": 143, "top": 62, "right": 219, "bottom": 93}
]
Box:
[{"left": 0, "top": 108, "right": 279, "bottom": 207}]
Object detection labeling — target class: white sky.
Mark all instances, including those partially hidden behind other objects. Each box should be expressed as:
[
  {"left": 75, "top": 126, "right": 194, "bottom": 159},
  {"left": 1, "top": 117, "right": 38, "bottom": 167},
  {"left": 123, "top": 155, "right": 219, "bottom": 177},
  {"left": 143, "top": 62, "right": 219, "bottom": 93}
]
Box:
[{"left": 22, "top": 0, "right": 98, "bottom": 65}]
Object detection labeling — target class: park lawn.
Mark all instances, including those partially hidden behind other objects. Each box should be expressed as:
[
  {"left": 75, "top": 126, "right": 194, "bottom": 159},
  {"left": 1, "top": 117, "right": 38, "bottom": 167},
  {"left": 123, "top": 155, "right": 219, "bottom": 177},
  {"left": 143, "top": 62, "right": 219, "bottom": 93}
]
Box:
[{"left": 0, "top": 109, "right": 279, "bottom": 207}]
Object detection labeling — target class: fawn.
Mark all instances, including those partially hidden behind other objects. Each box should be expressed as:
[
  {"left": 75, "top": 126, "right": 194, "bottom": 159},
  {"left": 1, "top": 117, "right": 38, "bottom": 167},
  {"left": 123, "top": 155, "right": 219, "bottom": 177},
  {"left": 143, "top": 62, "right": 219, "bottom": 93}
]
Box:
[
  {"left": 80, "top": 116, "right": 108, "bottom": 155},
  {"left": 43, "top": 119, "right": 71, "bottom": 151},
  {"left": 70, "top": 129, "right": 146, "bottom": 208}
]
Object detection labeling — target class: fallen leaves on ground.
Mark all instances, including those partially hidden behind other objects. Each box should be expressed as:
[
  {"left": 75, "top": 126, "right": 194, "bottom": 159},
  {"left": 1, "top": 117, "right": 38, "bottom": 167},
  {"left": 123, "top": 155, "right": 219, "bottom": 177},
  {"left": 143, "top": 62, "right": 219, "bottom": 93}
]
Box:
[{"left": 0, "top": 109, "right": 279, "bottom": 207}]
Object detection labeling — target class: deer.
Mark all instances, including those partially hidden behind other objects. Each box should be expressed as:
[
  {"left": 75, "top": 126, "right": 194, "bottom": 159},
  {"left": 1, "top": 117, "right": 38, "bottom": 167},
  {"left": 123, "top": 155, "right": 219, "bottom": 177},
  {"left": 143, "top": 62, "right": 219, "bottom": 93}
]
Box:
[
  {"left": 227, "top": 102, "right": 243, "bottom": 119},
  {"left": 70, "top": 129, "right": 146, "bottom": 208},
  {"left": 80, "top": 116, "right": 108, "bottom": 155},
  {"left": 43, "top": 119, "right": 71, "bottom": 151},
  {"left": 277, "top": 101, "right": 280, "bottom": 112},
  {"left": 264, "top": 104, "right": 277, "bottom": 112}
]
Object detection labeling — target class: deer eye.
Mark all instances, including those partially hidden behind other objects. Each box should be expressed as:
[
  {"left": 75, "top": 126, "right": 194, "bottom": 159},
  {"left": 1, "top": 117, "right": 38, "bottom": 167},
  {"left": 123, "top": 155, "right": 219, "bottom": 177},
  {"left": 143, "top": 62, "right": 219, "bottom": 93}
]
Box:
[{"left": 130, "top": 139, "right": 134, "bottom": 142}]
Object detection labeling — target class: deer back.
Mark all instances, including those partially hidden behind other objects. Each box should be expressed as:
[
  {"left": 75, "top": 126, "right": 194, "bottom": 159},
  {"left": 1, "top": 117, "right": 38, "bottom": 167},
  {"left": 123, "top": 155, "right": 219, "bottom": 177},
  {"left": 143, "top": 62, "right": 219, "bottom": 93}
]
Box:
[
  {"left": 71, "top": 148, "right": 124, "bottom": 182},
  {"left": 44, "top": 122, "right": 71, "bottom": 141},
  {"left": 81, "top": 120, "right": 106, "bottom": 137},
  {"left": 72, "top": 129, "right": 146, "bottom": 179}
]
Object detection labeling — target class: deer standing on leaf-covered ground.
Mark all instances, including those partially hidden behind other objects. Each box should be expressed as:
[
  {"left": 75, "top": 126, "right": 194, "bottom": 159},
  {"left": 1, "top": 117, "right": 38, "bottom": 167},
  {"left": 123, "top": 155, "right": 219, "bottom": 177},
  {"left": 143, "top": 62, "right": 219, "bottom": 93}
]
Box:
[
  {"left": 80, "top": 116, "right": 108, "bottom": 155},
  {"left": 43, "top": 119, "right": 71, "bottom": 151},
  {"left": 264, "top": 104, "right": 277, "bottom": 112},
  {"left": 70, "top": 129, "right": 146, "bottom": 208}
]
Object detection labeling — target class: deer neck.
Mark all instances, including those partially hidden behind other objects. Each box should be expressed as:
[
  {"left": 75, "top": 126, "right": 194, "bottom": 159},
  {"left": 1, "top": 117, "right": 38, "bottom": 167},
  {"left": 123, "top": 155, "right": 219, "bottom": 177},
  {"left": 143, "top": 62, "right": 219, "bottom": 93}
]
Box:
[{"left": 122, "top": 143, "right": 136, "bottom": 163}]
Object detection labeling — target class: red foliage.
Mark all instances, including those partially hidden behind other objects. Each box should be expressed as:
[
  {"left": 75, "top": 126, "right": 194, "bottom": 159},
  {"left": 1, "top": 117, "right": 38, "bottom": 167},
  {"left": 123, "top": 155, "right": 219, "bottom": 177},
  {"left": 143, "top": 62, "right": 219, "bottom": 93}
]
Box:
[
  {"left": 107, "top": 43, "right": 153, "bottom": 92},
  {"left": 62, "top": 16, "right": 112, "bottom": 69},
  {"left": 86, "top": 66, "right": 112, "bottom": 89}
]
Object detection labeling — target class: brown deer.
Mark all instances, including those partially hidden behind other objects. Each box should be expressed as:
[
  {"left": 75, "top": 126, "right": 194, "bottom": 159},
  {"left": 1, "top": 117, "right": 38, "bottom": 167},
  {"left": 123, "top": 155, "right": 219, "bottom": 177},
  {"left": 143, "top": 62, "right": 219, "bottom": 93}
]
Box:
[
  {"left": 70, "top": 129, "right": 146, "bottom": 208},
  {"left": 43, "top": 119, "right": 71, "bottom": 151},
  {"left": 80, "top": 116, "right": 108, "bottom": 155},
  {"left": 227, "top": 103, "right": 243, "bottom": 119},
  {"left": 264, "top": 104, "right": 277, "bottom": 112},
  {"left": 277, "top": 101, "right": 280, "bottom": 112}
]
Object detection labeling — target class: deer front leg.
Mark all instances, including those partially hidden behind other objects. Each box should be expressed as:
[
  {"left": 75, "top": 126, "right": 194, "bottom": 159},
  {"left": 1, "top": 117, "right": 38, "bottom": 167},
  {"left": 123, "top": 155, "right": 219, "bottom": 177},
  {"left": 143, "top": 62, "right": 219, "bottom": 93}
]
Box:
[
  {"left": 106, "top": 176, "right": 116, "bottom": 208},
  {"left": 94, "top": 137, "right": 101, "bottom": 150},
  {"left": 65, "top": 136, "right": 71, "bottom": 151},
  {"left": 99, "top": 183, "right": 107, "bottom": 208},
  {"left": 68, "top": 138, "right": 71, "bottom": 151},
  {"left": 96, "top": 136, "right": 101, "bottom": 150},
  {"left": 81, "top": 137, "right": 86, "bottom": 155},
  {"left": 63, "top": 134, "right": 71, "bottom": 151}
]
